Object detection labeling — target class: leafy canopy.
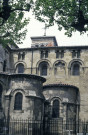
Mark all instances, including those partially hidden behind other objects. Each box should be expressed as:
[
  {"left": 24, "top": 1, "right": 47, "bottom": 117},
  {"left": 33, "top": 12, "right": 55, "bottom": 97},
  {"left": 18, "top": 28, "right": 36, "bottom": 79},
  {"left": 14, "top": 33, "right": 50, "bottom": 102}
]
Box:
[
  {"left": 1, "top": 0, "right": 88, "bottom": 47},
  {"left": 34, "top": 0, "right": 88, "bottom": 36},
  {"left": 0, "top": 0, "right": 33, "bottom": 47},
  {"left": 0, "top": 11, "right": 30, "bottom": 47}
]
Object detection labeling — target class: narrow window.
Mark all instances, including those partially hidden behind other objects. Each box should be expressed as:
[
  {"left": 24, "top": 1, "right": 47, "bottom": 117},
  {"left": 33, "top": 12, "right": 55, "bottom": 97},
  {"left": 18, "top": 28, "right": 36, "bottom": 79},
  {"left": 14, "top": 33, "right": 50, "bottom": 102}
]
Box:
[
  {"left": 18, "top": 53, "right": 21, "bottom": 60},
  {"left": 16, "top": 63, "right": 24, "bottom": 73},
  {"left": 72, "top": 50, "right": 80, "bottom": 58},
  {"left": 22, "top": 52, "right": 25, "bottom": 60},
  {"left": 45, "top": 51, "right": 48, "bottom": 58},
  {"left": 41, "top": 51, "right": 48, "bottom": 58},
  {"left": 72, "top": 64, "right": 80, "bottom": 76},
  {"left": 56, "top": 50, "right": 64, "bottom": 58},
  {"left": 3, "top": 60, "right": 6, "bottom": 72},
  {"left": 61, "top": 50, "right": 64, "bottom": 58},
  {"left": 41, "top": 51, "right": 44, "bottom": 59},
  {"left": 77, "top": 51, "right": 80, "bottom": 58},
  {"left": 56, "top": 51, "right": 59, "bottom": 58},
  {"left": 40, "top": 65, "right": 47, "bottom": 76},
  {"left": 52, "top": 100, "right": 59, "bottom": 118},
  {"left": 0, "top": 84, "right": 2, "bottom": 110},
  {"left": 72, "top": 50, "right": 76, "bottom": 58},
  {"left": 14, "top": 93, "right": 23, "bottom": 110}
]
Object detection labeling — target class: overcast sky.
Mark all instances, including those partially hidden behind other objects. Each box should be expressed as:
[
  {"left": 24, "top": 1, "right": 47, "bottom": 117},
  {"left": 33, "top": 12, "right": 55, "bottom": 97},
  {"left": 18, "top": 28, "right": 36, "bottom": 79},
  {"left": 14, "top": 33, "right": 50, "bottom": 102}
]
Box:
[{"left": 19, "top": 12, "right": 88, "bottom": 48}]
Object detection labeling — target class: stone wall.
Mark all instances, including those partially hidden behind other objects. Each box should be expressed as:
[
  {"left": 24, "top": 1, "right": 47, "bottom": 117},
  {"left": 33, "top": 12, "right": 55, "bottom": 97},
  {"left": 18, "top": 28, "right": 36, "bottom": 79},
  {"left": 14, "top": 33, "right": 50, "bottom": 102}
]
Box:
[
  {"left": 10, "top": 46, "right": 88, "bottom": 120},
  {"left": 8, "top": 74, "right": 45, "bottom": 120},
  {"left": 0, "top": 74, "right": 45, "bottom": 121},
  {"left": 0, "top": 45, "right": 11, "bottom": 73},
  {"left": 43, "top": 84, "right": 79, "bottom": 121}
]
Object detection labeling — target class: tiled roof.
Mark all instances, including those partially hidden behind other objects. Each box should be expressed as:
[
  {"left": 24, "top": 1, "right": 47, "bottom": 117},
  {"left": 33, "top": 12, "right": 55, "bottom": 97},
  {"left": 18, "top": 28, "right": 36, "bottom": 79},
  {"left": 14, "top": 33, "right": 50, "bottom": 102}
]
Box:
[{"left": 43, "top": 82, "right": 78, "bottom": 89}]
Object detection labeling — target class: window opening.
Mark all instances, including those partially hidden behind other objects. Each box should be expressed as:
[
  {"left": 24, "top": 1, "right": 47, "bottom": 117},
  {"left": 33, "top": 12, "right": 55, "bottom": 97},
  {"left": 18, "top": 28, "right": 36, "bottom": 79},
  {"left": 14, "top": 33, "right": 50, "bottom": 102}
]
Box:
[
  {"left": 18, "top": 53, "right": 21, "bottom": 60},
  {"left": 14, "top": 93, "right": 23, "bottom": 110},
  {"left": 3, "top": 60, "right": 6, "bottom": 72},
  {"left": 45, "top": 51, "right": 48, "bottom": 58},
  {"left": 22, "top": 52, "right": 25, "bottom": 60},
  {"left": 17, "top": 63, "right": 24, "bottom": 73},
  {"left": 41, "top": 51, "right": 44, "bottom": 59},
  {"left": 56, "top": 50, "right": 64, "bottom": 58},
  {"left": 72, "top": 50, "right": 80, "bottom": 58},
  {"left": 40, "top": 65, "right": 47, "bottom": 76},
  {"left": 52, "top": 100, "right": 59, "bottom": 118},
  {"left": 72, "top": 64, "right": 80, "bottom": 76},
  {"left": 40, "top": 50, "right": 48, "bottom": 59},
  {"left": 0, "top": 85, "right": 2, "bottom": 110}
]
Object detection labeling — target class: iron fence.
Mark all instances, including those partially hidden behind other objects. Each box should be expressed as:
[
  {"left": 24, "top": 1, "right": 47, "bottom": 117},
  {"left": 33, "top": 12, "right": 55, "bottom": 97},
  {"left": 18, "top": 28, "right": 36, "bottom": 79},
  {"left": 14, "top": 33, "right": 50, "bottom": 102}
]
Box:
[{"left": 0, "top": 119, "right": 88, "bottom": 135}]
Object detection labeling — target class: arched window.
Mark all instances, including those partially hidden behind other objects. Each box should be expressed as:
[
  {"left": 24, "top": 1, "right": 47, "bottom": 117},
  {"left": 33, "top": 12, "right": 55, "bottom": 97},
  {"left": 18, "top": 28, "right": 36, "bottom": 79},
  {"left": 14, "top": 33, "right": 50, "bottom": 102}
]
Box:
[
  {"left": 52, "top": 100, "right": 59, "bottom": 118},
  {"left": 0, "top": 84, "right": 2, "bottom": 109},
  {"left": 16, "top": 63, "right": 24, "bottom": 73},
  {"left": 40, "top": 65, "right": 47, "bottom": 76},
  {"left": 72, "top": 64, "right": 80, "bottom": 76},
  {"left": 39, "top": 62, "right": 48, "bottom": 76},
  {"left": 14, "top": 93, "right": 23, "bottom": 110}
]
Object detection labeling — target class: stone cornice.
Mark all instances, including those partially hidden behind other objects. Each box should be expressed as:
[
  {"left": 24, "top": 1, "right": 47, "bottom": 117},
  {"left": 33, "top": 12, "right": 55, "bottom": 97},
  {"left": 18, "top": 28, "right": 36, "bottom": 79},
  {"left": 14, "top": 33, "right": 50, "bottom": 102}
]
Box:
[
  {"left": 11, "top": 45, "right": 88, "bottom": 52},
  {"left": 0, "top": 73, "right": 46, "bottom": 83}
]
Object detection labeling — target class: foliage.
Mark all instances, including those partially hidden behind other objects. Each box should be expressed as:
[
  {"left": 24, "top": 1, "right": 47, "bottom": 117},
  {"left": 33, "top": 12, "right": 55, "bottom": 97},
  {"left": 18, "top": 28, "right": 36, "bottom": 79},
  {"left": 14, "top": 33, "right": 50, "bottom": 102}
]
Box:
[
  {"left": 0, "top": 12, "right": 30, "bottom": 47},
  {"left": 0, "top": 0, "right": 33, "bottom": 47},
  {"left": 34, "top": 0, "right": 88, "bottom": 36}
]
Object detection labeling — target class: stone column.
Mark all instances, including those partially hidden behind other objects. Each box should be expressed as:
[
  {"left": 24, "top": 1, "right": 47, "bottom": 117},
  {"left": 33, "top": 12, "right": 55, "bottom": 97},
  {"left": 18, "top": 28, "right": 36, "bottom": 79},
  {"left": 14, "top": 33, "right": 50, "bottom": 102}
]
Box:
[
  {"left": 76, "top": 104, "right": 80, "bottom": 133},
  {"left": 62, "top": 103, "right": 67, "bottom": 133},
  {"left": 63, "top": 103, "right": 67, "bottom": 121},
  {"left": 4, "top": 95, "right": 11, "bottom": 135},
  {"left": 5, "top": 95, "right": 11, "bottom": 120}
]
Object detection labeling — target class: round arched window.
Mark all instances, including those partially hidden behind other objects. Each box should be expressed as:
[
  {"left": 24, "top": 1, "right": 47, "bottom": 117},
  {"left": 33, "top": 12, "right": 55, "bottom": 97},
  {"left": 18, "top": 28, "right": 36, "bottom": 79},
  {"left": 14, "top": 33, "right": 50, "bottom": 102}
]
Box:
[
  {"left": 14, "top": 92, "right": 23, "bottom": 110},
  {"left": 16, "top": 63, "right": 24, "bottom": 73},
  {"left": 39, "top": 62, "right": 48, "bottom": 76},
  {"left": 40, "top": 64, "right": 47, "bottom": 76},
  {"left": 72, "top": 64, "right": 80, "bottom": 76},
  {"left": 52, "top": 99, "right": 59, "bottom": 118}
]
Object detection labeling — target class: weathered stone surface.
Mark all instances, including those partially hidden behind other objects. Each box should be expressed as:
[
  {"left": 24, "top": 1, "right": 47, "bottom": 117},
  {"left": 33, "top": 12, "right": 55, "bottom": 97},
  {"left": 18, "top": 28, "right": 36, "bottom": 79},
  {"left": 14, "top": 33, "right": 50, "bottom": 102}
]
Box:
[{"left": 0, "top": 36, "right": 88, "bottom": 121}]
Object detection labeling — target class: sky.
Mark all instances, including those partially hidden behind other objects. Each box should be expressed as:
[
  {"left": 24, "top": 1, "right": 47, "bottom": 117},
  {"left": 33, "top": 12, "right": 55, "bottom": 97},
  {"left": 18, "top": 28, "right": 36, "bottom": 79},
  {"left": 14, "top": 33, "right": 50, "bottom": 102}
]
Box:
[{"left": 19, "top": 12, "right": 88, "bottom": 48}]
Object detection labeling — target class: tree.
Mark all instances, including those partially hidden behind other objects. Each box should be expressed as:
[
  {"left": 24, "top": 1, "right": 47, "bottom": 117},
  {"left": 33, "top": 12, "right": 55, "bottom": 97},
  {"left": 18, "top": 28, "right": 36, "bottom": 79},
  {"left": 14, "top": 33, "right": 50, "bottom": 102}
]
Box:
[
  {"left": 0, "top": 0, "right": 31, "bottom": 26},
  {"left": 34, "top": 0, "right": 88, "bottom": 36},
  {"left": 0, "top": 0, "right": 32, "bottom": 47}
]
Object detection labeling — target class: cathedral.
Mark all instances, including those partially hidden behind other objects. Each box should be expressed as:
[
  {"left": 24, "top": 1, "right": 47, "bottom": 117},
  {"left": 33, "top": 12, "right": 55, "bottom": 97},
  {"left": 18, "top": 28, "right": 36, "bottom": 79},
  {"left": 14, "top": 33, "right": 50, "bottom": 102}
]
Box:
[{"left": 0, "top": 36, "right": 88, "bottom": 134}]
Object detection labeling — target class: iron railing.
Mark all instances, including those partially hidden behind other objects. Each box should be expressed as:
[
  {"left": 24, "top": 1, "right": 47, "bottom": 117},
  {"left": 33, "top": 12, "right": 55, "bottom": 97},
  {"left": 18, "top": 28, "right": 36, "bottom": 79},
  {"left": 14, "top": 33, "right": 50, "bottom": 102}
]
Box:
[{"left": 0, "top": 119, "right": 88, "bottom": 135}]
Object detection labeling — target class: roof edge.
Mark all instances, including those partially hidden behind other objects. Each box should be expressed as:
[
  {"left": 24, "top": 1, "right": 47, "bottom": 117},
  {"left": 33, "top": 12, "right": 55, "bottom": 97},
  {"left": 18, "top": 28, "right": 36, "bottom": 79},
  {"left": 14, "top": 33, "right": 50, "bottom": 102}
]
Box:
[
  {"left": 0, "top": 73, "right": 46, "bottom": 83},
  {"left": 43, "top": 83, "right": 78, "bottom": 90}
]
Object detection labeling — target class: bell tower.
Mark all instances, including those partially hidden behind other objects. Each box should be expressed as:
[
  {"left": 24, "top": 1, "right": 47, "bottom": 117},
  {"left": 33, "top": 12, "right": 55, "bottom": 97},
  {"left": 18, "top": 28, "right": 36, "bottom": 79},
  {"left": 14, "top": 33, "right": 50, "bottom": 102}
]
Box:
[{"left": 31, "top": 36, "right": 58, "bottom": 48}]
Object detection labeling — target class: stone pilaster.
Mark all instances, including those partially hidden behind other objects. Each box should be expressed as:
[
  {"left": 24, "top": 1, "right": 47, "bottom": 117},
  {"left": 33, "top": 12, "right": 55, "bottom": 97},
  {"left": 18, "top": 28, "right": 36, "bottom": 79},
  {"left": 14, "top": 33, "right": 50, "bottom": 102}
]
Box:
[{"left": 5, "top": 95, "right": 11, "bottom": 120}]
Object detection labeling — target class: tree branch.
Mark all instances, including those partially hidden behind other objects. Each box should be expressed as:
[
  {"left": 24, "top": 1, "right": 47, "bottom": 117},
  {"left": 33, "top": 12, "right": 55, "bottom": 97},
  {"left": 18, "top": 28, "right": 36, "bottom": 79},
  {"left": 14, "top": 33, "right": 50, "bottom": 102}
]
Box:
[
  {"left": 0, "top": 32, "right": 10, "bottom": 38},
  {"left": 0, "top": 2, "right": 31, "bottom": 26}
]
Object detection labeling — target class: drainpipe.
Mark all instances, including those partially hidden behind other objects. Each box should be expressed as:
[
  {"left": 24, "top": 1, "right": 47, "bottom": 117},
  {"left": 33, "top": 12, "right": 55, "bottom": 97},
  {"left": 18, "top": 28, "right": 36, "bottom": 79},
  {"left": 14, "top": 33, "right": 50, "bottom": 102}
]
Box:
[
  {"left": 31, "top": 49, "right": 33, "bottom": 74},
  {"left": 5, "top": 76, "right": 11, "bottom": 134},
  {"left": 5, "top": 95, "right": 11, "bottom": 134}
]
